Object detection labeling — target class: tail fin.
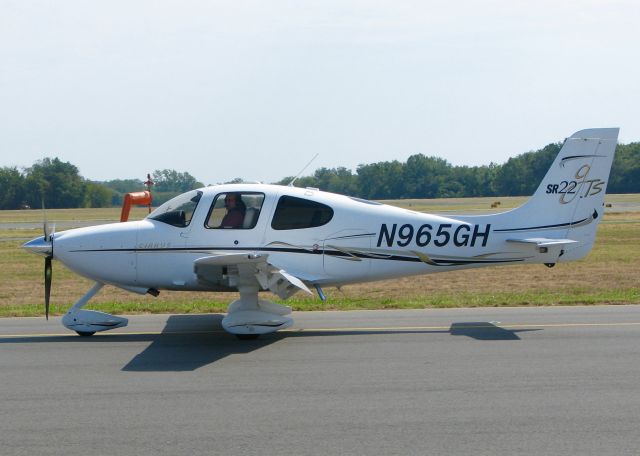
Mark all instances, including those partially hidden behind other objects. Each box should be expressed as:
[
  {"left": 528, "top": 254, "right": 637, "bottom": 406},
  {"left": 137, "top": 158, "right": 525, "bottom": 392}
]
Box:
[{"left": 490, "top": 128, "right": 618, "bottom": 262}]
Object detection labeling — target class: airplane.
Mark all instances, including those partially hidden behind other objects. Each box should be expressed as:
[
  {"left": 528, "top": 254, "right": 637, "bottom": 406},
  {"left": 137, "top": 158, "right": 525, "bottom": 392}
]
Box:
[{"left": 23, "top": 128, "right": 618, "bottom": 339}]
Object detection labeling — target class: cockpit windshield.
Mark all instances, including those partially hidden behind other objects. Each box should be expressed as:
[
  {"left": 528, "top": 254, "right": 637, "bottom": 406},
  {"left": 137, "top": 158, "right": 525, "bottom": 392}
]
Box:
[{"left": 148, "top": 190, "right": 202, "bottom": 227}]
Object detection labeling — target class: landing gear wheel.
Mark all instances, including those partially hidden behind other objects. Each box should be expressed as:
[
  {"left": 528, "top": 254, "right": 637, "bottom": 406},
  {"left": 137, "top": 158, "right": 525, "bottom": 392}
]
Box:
[
  {"left": 76, "top": 331, "right": 96, "bottom": 337},
  {"left": 236, "top": 334, "right": 260, "bottom": 340}
]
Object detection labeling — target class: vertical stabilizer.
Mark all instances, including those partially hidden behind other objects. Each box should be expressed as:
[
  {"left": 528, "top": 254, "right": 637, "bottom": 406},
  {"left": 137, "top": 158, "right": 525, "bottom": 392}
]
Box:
[{"left": 489, "top": 128, "right": 619, "bottom": 262}]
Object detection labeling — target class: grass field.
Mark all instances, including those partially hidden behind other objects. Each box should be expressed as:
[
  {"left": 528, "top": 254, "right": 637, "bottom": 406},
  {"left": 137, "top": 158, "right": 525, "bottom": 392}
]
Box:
[{"left": 1, "top": 195, "right": 639, "bottom": 317}]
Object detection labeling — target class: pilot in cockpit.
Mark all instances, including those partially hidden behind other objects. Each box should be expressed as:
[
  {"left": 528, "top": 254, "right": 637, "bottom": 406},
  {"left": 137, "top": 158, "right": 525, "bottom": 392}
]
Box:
[{"left": 221, "top": 193, "right": 246, "bottom": 228}]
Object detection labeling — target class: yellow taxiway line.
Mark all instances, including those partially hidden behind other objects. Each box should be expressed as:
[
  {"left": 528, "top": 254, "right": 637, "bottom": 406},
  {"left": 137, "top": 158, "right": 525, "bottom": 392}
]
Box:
[
  {"left": 2, "top": 321, "right": 640, "bottom": 339},
  {"left": 286, "top": 322, "right": 640, "bottom": 332}
]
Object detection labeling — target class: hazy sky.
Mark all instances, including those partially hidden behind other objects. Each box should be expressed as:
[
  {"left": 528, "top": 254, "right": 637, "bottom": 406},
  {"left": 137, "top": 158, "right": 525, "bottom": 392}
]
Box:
[{"left": 1, "top": 0, "right": 639, "bottom": 185}]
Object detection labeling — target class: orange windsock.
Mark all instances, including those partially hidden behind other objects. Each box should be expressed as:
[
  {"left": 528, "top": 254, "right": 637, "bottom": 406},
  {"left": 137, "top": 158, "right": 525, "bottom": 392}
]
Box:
[{"left": 120, "top": 191, "right": 152, "bottom": 222}]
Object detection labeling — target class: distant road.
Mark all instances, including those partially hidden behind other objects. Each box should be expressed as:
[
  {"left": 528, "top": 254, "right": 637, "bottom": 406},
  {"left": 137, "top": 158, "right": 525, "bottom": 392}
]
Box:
[
  {"left": 0, "top": 220, "right": 115, "bottom": 230},
  {"left": 1, "top": 306, "right": 640, "bottom": 455}
]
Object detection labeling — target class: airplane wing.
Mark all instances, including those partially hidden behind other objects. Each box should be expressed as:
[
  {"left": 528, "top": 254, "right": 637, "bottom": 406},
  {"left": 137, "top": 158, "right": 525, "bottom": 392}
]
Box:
[{"left": 193, "top": 253, "right": 313, "bottom": 299}]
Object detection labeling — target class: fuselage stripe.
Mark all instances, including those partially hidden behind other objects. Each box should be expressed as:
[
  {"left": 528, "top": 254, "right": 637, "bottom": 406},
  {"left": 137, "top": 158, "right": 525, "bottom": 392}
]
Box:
[
  {"left": 494, "top": 216, "right": 590, "bottom": 233},
  {"left": 67, "top": 246, "right": 523, "bottom": 266}
]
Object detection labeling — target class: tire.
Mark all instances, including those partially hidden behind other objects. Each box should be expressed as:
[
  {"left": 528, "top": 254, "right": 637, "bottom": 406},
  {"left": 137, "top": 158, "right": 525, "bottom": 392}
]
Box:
[{"left": 76, "top": 331, "right": 96, "bottom": 337}]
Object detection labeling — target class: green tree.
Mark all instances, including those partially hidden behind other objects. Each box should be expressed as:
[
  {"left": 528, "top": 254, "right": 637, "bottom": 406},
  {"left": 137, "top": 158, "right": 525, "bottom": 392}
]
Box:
[
  {"left": 0, "top": 167, "right": 26, "bottom": 209},
  {"left": 103, "top": 179, "right": 144, "bottom": 194},
  {"left": 610, "top": 143, "right": 640, "bottom": 193},
  {"left": 357, "top": 161, "right": 404, "bottom": 199},
  {"left": 152, "top": 169, "right": 203, "bottom": 193},
  {"left": 24, "top": 158, "right": 86, "bottom": 208},
  {"left": 401, "top": 154, "right": 451, "bottom": 198},
  {"left": 310, "top": 167, "right": 359, "bottom": 195},
  {"left": 494, "top": 143, "right": 560, "bottom": 196},
  {"left": 84, "top": 182, "right": 114, "bottom": 208},
  {"left": 102, "top": 178, "right": 146, "bottom": 206}
]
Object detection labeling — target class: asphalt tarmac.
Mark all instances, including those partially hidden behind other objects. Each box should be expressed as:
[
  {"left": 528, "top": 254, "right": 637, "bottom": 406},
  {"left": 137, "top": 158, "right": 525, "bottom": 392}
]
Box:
[{"left": 2, "top": 306, "right": 640, "bottom": 455}]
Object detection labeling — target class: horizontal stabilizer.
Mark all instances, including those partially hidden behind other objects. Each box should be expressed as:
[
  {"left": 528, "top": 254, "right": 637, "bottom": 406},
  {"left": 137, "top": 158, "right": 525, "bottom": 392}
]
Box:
[{"left": 507, "top": 238, "right": 578, "bottom": 247}]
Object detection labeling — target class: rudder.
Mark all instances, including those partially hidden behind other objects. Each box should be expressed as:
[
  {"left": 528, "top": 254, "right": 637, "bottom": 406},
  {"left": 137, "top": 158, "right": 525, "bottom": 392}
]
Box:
[{"left": 489, "top": 128, "right": 619, "bottom": 262}]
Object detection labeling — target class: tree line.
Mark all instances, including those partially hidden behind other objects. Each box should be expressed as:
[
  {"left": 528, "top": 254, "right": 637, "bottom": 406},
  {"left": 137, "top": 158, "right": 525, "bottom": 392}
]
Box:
[
  {"left": 277, "top": 142, "right": 640, "bottom": 199},
  {"left": 0, "top": 159, "right": 203, "bottom": 209},
  {"left": 1, "top": 141, "right": 638, "bottom": 209}
]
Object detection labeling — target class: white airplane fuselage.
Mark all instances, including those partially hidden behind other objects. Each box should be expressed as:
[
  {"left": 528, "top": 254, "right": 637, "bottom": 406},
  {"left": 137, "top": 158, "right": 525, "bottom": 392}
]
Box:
[
  {"left": 49, "top": 185, "right": 554, "bottom": 292},
  {"left": 23, "top": 128, "right": 619, "bottom": 337}
]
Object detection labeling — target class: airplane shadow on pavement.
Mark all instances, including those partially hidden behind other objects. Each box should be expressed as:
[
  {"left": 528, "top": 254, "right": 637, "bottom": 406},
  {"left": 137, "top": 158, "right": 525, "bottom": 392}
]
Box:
[
  {"left": 0, "top": 316, "right": 540, "bottom": 372},
  {"left": 449, "top": 322, "right": 540, "bottom": 341},
  {"left": 122, "top": 314, "right": 274, "bottom": 372},
  {"left": 121, "top": 317, "right": 540, "bottom": 372}
]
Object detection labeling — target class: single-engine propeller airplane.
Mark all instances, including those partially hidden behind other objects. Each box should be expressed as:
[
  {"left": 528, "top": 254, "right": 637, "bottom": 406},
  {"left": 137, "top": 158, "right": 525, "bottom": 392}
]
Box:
[{"left": 23, "top": 128, "right": 618, "bottom": 338}]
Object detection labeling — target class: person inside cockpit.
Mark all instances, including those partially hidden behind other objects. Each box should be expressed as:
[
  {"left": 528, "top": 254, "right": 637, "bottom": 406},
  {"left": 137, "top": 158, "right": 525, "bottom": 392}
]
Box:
[{"left": 220, "top": 192, "right": 246, "bottom": 228}]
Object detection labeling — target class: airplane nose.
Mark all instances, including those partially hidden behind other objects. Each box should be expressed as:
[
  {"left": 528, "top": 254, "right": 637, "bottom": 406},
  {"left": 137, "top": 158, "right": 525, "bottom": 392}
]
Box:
[{"left": 22, "top": 235, "right": 53, "bottom": 257}]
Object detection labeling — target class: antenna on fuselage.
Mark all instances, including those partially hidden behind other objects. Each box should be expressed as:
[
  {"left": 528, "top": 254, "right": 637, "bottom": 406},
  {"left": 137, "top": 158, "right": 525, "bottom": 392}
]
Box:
[{"left": 287, "top": 153, "right": 319, "bottom": 187}]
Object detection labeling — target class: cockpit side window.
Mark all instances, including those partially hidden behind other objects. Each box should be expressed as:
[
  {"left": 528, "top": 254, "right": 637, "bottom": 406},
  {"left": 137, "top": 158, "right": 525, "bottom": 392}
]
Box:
[
  {"left": 205, "top": 192, "right": 265, "bottom": 229},
  {"left": 147, "top": 190, "right": 202, "bottom": 228},
  {"left": 271, "top": 195, "right": 334, "bottom": 230}
]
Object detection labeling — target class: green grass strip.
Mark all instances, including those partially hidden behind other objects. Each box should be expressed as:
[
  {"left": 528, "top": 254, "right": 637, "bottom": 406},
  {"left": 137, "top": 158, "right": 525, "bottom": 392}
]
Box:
[{"left": 4, "top": 288, "right": 639, "bottom": 318}]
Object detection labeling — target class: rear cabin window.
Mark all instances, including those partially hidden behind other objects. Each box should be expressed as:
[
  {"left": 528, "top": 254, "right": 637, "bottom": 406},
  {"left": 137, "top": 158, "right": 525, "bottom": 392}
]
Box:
[{"left": 271, "top": 196, "right": 334, "bottom": 230}]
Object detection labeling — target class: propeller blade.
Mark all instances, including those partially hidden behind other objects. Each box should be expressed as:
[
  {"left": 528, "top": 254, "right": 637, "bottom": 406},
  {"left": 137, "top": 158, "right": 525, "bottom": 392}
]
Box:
[
  {"left": 42, "top": 197, "right": 49, "bottom": 239},
  {"left": 40, "top": 197, "right": 53, "bottom": 320},
  {"left": 44, "top": 256, "right": 52, "bottom": 320}
]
